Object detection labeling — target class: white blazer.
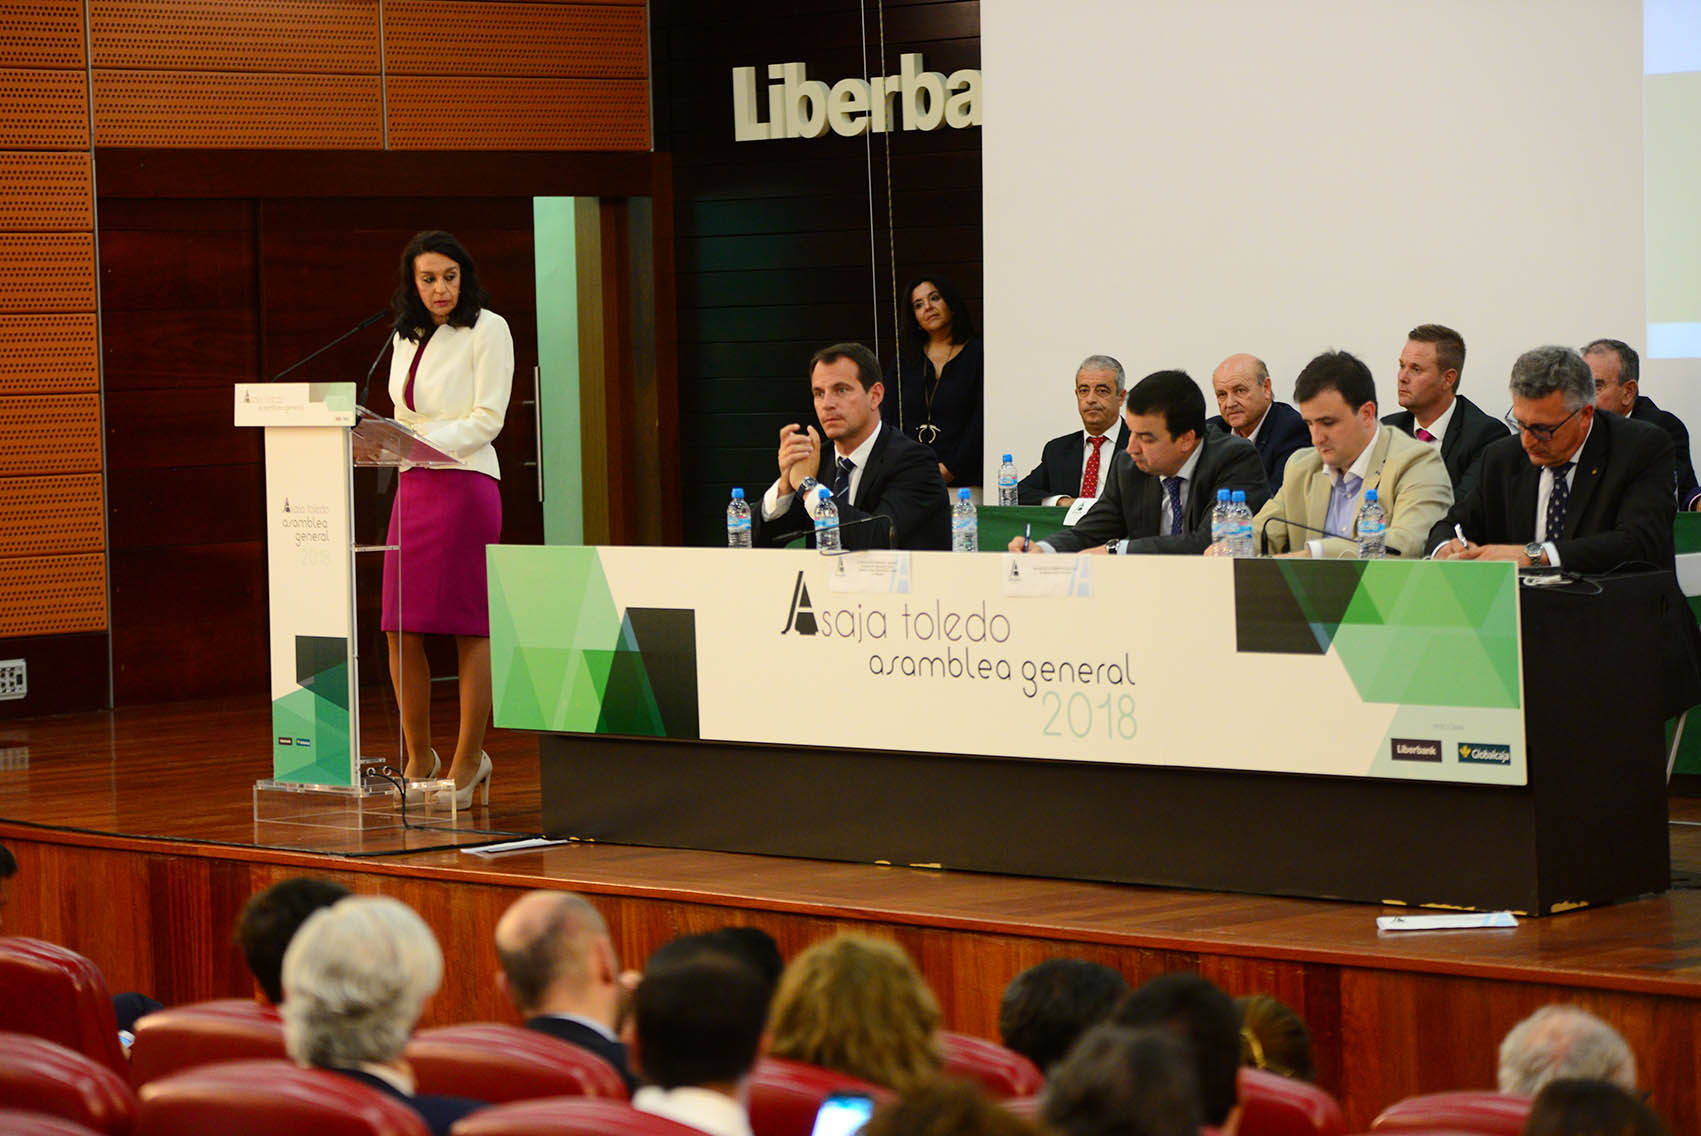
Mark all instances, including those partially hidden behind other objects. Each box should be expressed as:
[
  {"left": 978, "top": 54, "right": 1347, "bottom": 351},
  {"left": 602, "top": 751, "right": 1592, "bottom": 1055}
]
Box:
[{"left": 388, "top": 309, "right": 513, "bottom": 480}]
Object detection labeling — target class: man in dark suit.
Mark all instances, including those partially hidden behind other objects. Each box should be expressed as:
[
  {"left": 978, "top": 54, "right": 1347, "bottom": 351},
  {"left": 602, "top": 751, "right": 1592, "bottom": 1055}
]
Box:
[
  {"left": 1010, "top": 370, "right": 1268, "bottom": 555},
  {"left": 759, "top": 341, "right": 950, "bottom": 550},
  {"left": 1016, "top": 354, "right": 1132, "bottom": 505},
  {"left": 495, "top": 890, "right": 637, "bottom": 1092},
  {"left": 1382, "top": 323, "right": 1508, "bottom": 504},
  {"left": 1584, "top": 337, "right": 1701, "bottom": 511},
  {"left": 1206, "top": 353, "right": 1308, "bottom": 493}
]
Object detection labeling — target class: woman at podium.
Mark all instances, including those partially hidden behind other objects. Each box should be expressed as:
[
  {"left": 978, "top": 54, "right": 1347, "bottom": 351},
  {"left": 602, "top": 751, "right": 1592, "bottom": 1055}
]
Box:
[{"left": 382, "top": 230, "right": 512, "bottom": 808}]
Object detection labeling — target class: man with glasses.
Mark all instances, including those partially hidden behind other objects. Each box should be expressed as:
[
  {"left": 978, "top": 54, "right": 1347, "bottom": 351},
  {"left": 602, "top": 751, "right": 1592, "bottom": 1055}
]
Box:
[
  {"left": 1429, "top": 344, "right": 1674, "bottom": 572},
  {"left": 1583, "top": 337, "right": 1701, "bottom": 511}
]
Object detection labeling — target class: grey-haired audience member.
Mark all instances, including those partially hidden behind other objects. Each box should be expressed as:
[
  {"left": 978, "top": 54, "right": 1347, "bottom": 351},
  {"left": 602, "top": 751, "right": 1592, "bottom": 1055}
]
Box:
[{"left": 1498, "top": 1005, "right": 1637, "bottom": 1097}]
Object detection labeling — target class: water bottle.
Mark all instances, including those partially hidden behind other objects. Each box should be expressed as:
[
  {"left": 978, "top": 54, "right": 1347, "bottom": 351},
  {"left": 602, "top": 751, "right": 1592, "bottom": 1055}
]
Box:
[
  {"left": 1231, "top": 489, "right": 1255, "bottom": 558},
  {"left": 952, "top": 488, "right": 979, "bottom": 552},
  {"left": 997, "top": 454, "right": 1019, "bottom": 506},
  {"left": 725, "top": 488, "right": 752, "bottom": 548},
  {"left": 1356, "top": 488, "right": 1386, "bottom": 560},
  {"left": 1211, "top": 489, "right": 1231, "bottom": 551},
  {"left": 814, "top": 487, "right": 841, "bottom": 553}
]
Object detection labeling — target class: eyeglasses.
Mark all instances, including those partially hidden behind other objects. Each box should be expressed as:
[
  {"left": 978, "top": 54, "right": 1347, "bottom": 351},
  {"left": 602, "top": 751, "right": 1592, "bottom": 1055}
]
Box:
[{"left": 1505, "top": 405, "right": 1583, "bottom": 442}]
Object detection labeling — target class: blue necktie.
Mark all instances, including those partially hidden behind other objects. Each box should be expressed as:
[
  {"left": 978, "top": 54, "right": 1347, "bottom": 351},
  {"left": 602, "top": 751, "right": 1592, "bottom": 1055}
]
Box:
[
  {"left": 1163, "top": 477, "right": 1184, "bottom": 536},
  {"left": 834, "top": 456, "right": 854, "bottom": 502},
  {"left": 1544, "top": 462, "right": 1573, "bottom": 541}
]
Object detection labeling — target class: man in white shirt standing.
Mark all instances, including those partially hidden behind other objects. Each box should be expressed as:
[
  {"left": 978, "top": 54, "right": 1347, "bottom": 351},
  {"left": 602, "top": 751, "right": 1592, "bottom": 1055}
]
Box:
[
  {"left": 1016, "top": 355, "right": 1132, "bottom": 505},
  {"left": 631, "top": 953, "right": 770, "bottom": 1136}
]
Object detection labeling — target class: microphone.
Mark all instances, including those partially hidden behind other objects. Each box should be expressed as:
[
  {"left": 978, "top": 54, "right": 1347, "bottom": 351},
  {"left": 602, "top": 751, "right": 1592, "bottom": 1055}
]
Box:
[
  {"left": 762, "top": 511, "right": 896, "bottom": 550},
  {"left": 267, "top": 308, "right": 390, "bottom": 383},
  {"left": 1258, "top": 514, "right": 1403, "bottom": 556}
]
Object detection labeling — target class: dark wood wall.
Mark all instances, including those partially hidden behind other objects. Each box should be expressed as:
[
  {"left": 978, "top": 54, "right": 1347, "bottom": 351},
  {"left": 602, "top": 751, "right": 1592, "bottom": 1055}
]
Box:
[{"left": 655, "top": 1, "right": 982, "bottom": 545}]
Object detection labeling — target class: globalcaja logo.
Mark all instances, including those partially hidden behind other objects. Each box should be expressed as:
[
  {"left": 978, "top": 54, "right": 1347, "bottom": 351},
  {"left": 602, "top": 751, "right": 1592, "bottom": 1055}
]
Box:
[
  {"left": 1390, "top": 738, "right": 1442, "bottom": 763},
  {"left": 1459, "top": 742, "right": 1512, "bottom": 765},
  {"left": 780, "top": 571, "right": 818, "bottom": 635}
]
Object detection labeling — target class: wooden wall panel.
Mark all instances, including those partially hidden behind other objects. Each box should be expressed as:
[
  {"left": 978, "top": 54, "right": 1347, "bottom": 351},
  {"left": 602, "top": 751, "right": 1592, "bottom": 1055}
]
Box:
[
  {"left": 0, "top": 394, "right": 101, "bottom": 474},
  {"left": 0, "top": 151, "right": 93, "bottom": 229},
  {"left": 0, "top": 314, "right": 99, "bottom": 394},
  {"left": 384, "top": 1, "right": 646, "bottom": 77},
  {"left": 386, "top": 77, "right": 650, "bottom": 151},
  {"left": 93, "top": 72, "right": 383, "bottom": 149},
  {"left": 109, "top": 542, "right": 267, "bottom": 701},
  {"left": 0, "top": 473, "right": 106, "bottom": 556},
  {"left": 90, "top": 0, "right": 379, "bottom": 72},
  {"left": 0, "top": 69, "right": 89, "bottom": 148},
  {"left": 0, "top": 233, "right": 95, "bottom": 312},
  {"left": 0, "top": 553, "right": 106, "bottom": 636},
  {"left": 0, "top": 0, "right": 87, "bottom": 67}
]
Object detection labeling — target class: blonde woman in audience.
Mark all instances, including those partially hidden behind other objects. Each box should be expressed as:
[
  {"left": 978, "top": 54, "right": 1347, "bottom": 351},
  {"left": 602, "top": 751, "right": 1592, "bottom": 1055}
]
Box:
[
  {"left": 1235, "top": 994, "right": 1315, "bottom": 1082},
  {"left": 766, "top": 934, "right": 942, "bottom": 1093}
]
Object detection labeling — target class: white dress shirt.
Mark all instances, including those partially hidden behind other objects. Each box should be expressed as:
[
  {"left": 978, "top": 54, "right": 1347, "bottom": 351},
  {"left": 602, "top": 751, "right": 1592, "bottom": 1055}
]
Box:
[
  {"left": 388, "top": 309, "right": 513, "bottom": 480},
  {"left": 1042, "top": 429, "right": 1118, "bottom": 506},
  {"left": 1413, "top": 398, "right": 1457, "bottom": 446},
  {"left": 633, "top": 1086, "right": 754, "bottom": 1136},
  {"left": 1534, "top": 416, "right": 1592, "bottom": 567}
]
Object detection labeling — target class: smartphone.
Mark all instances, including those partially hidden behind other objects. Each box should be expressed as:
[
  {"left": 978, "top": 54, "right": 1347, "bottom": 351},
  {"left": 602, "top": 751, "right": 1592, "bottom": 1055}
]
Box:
[{"left": 810, "top": 1090, "right": 876, "bottom": 1136}]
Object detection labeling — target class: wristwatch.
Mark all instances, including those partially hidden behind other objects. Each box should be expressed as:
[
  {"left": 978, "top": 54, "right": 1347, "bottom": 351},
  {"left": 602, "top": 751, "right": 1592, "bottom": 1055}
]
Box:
[
  {"left": 1524, "top": 542, "right": 1547, "bottom": 567},
  {"left": 1104, "top": 539, "right": 1120, "bottom": 555}
]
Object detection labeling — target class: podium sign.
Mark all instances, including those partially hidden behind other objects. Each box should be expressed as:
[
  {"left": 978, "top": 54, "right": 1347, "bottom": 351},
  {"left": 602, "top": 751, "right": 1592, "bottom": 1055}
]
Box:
[{"left": 236, "top": 382, "right": 361, "bottom": 786}]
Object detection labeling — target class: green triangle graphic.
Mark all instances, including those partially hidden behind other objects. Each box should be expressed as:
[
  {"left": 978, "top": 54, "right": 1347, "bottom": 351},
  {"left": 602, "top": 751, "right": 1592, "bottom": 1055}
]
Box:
[
  {"left": 562, "top": 651, "right": 605, "bottom": 731},
  {"left": 497, "top": 648, "right": 546, "bottom": 729}
]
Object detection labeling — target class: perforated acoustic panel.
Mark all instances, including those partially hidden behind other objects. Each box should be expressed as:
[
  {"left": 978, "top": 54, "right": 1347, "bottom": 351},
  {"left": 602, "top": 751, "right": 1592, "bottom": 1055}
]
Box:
[
  {"left": 92, "top": 0, "right": 379, "bottom": 72},
  {"left": 0, "top": 234, "right": 95, "bottom": 312},
  {"left": 0, "top": 151, "right": 92, "bottom": 230},
  {"left": 0, "top": 0, "right": 87, "bottom": 68},
  {"left": 93, "top": 71, "right": 382, "bottom": 148},
  {"left": 0, "top": 69, "right": 91, "bottom": 148},
  {"left": 0, "top": 473, "right": 105, "bottom": 556},
  {"left": 388, "top": 76, "right": 649, "bottom": 151},
  {"left": 0, "top": 315, "right": 98, "bottom": 394},
  {"left": 385, "top": 1, "right": 646, "bottom": 77},
  {"left": 0, "top": 552, "right": 107, "bottom": 637},
  {"left": 0, "top": 394, "right": 102, "bottom": 475}
]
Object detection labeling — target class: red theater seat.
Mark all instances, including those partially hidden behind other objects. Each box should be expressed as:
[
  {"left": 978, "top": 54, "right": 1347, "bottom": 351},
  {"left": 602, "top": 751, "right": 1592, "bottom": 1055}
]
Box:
[
  {"left": 128, "top": 999, "right": 286, "bottom": 1087},
  {"left": 1237, "top": 1067, "right": 1346, "bottom": 1136},
  {"left": 450, "top": 1097, "right": 705, "bottom": 1136},
  {"left": 0, "top": 938, "right": 127, "bottom": 1074},
  {"left": 0, "top": 1032, "right": 138, "bottom": 1135},
  {"left": 0, "top": 1111, "right": 109, "bottom": 1136},
  {"left": 406, "top": 1023, "right": 629, "bottom": 1102},
  {"left": 1371, "top": 1091, "right": 1532, "bottom": 1135},
  {"left": 136, "top": 1059, "right": 429, "bottom": 1136},
  {"left": 938, "top": 1032, "right": 1045, "bottom": 1099},
  {"left": 748, "top": 1057, "right": 892, "bottom": 1136}
]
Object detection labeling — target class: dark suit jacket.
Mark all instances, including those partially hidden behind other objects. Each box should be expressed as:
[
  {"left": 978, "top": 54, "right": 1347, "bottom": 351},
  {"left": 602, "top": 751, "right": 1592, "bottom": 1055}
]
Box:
[
  {"left": 526, "top": 1014, "right": 638, "bottom": 1093},
  {"left": 1383, "top": 393, "right": 1509, "bottom": 505},
  {"left": 1206, "top": 400, "right": 1308, "bottom": 494},
  {"left": 1042, "top": 430, "right": 1268, "bottom": 554},
  {"left": 1016, "top": 420, "right": 1132, "bottom": 504},
  {"left": 1631, "top": 394, "right": 1701, "bottom": 509},
  {"left": 757, "top": 423, "right": 951, "bottom": 551},
  {"left": 330, "top": 1067, "right": 486, "bottom": 1136}
]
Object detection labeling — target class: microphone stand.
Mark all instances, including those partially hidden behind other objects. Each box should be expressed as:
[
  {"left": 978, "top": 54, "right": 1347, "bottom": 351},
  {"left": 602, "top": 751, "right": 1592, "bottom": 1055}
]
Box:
[{"left": 267, "top": 308, "right": 390, "bottom": 383}]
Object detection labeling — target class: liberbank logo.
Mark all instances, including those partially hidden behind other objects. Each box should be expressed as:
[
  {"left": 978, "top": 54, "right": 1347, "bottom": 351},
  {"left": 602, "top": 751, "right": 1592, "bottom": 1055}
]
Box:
[
  {"left": 733, "top": 54, "right": 982, "bottom": 141},
  {"left": 1390, "top": 738, "right": 1442, "bottom": 763}
]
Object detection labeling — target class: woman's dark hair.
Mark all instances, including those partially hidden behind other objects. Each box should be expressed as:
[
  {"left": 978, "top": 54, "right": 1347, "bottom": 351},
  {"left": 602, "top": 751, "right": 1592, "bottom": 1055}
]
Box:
[
  {"left": 898, "top": 273, "right": 977, "bottom": 357},
  {"left": 1235, "top": 994, "right": 1314, "bottom": 1082},
  {"left": 392, "top": 230, "right": 490, "bottom": 342},
  {"left": 1524, "top": 1079, "right": 1666, "bottom": 1136}
]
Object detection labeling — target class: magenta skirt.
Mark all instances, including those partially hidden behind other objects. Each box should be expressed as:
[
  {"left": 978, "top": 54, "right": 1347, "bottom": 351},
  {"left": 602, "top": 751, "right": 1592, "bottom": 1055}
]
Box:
[{"left": 381, "top": 468, "right": 503, "bottom": 636}]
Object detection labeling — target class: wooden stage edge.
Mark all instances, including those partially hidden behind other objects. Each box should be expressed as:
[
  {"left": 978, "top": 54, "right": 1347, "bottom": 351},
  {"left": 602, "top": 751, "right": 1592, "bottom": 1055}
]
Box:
[{"left": 5, "top": 693, "right": 1701, "bottom": 1130}]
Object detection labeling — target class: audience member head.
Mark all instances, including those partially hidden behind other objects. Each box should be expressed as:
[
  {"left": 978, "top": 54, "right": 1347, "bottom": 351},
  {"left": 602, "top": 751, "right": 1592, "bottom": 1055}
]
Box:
[
  {"left": 1582, "top": 338, "right": 1640, "bottom": 417},
  {"left": 1294, "top": 350, "right": 1380, "bottom": 473},
  {"left": 866, "top": 1078, "right": 1050, "bottom": 1136},
  {"left": 1111, "top": 972, "right": 1240, "bottom": 1128},
  {"left": 494, "top": 890, "right": 621, "bottom": 1024},
  {"left": 810, "top": 342, "right": 886, "bottom": 454},
  {"left": 1212, "top": 354, "right": 1275, "bottom": 438},
  {"left": 1235, "top": 994, "right": 1314, "bottom": 1082},
  {"left": 1076, "top": 356, "right": 1128, "bottom": 438},
  {"left": 999, "top": 958, "right": 1129, "bottom": 1074},
  {"left": 767, "top": 933, "right": 942, "bottom": 1093},
  {"left": 901, "top": 274, "right": 977, "bottom": 353},
  {"left": 232, "top": 876, "right": 351, "bottom": 1005},
  {"left": 0, "top": 842, "right": 15, "bottom": 930},
  {"left": 1507, "top": 347, "right": 1596, "bottom": 469},
  {"left": 1398, "top": 324, "right": 1467, "bottom": 420},
  {"left": 1524, "top": 1079, "right": 1666, "bottom": 1136},
  {"left": 281, "top": 895, "right": 441, "bottom": 1069},
  {"left": 648, "top": 926, "right": 784, "bottom": 1002},
  {"left": 1122, "top": 370, "right": 1207, "bottom": 477},
  {"left": 1042, "top": 1024, "right": 1201, "bottom": 1136},
  {"left": 1498, "top": 1005, "right": 1637, "bottom": 1097},
  {"left": 632, "top": 952, "right": 768, "bottom": 1091},
  {"left": 391, "top": 229, "right": 489, "bottom": 340}
]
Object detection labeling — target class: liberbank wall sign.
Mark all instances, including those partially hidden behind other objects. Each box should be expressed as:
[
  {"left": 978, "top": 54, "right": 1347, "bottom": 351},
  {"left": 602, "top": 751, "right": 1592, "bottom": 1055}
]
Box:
[{"left": 733, "top": 54, "right": 982, "bottom": 141}]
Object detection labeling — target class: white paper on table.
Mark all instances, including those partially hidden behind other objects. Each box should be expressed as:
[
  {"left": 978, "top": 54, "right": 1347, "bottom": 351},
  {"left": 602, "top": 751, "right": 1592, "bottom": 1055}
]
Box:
[
  {"left": 1376, "top": 911, "right": 1518, "bottom": 932},
  {"left": 1063, "top": 497, "right": 1097, "bottom": 525},
  {"left": 1001, "top": 553, "right": 1092, "bottom": 598},
  {"left": 826, "top": 550, "right": 913, "bottom": 593}
]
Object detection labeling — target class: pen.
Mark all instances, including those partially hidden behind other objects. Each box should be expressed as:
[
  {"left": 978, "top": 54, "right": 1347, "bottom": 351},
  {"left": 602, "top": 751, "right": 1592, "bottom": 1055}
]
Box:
[
  {"left": 1023, "top": 523, "right": 1031, "bottom": 552},
  {"left": 1454, "top": 523, "right": 1467, "bottom": 548}
]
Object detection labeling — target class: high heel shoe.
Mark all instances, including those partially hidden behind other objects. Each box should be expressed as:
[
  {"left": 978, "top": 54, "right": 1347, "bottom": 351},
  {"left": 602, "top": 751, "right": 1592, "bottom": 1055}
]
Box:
[
  {"left": 433, "top": 751, "right": 492, "bottom": 809},
  {"left": 403, "top": 749, "right": 443, "bottom": 804}
]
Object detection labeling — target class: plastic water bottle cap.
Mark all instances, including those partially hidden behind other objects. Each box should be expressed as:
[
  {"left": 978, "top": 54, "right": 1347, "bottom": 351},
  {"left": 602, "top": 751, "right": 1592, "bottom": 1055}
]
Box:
[
  {"left": 731, "top": 488, "right": 745, "bottom": 500},
  {"left": 1002, "top": 454, "right": 1013, "bottom": 462},
  {"left": 818, "top": 487, "right": 831, "bottom": 500},
  {"left": 1232, "top": 490, "right": 1246, "bottom": 502},
  {"left": 1218, "top": 489, "right": 1230, "bottom": 501},
  {"left": 958, "top": 488, "right": 971, "bottom": 500},
  {"left": 1365, "top": 488, "right": 1378, "bottom": 502}
]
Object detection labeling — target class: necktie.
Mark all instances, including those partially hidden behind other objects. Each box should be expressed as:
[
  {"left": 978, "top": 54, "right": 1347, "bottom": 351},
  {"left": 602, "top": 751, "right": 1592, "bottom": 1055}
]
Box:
[
  {"left": 1163, "top": 477, "right": 1184, "bottom": 535},
  {"left": 1544, "top": 462, "right": 1573, "bottom": 541},
  {"left": 1080, "top": 436, "right": 1107, "bottom": 498},
  {"left": 1416, "top": 427, "right": 1436, "bottom": 443},
  {"left": 834, "top": 456, "right": 854, "bottom": 501}
]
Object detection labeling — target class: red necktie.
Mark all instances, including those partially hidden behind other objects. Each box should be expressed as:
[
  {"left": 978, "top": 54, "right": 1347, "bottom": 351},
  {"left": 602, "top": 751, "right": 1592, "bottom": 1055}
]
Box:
[
  {"left": 1080, "top": 436, "right": 1107, "bottom": 498},
  {"left": 1416, "top": 427, "right": 1436, "bottom": 442}
]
